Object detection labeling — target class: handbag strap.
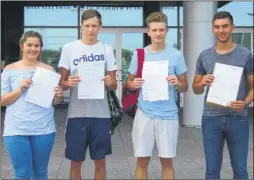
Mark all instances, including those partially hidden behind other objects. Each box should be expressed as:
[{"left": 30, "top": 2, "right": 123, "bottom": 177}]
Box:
[{"left": 136, "top": 48, "right": 144, "bottom": 78}]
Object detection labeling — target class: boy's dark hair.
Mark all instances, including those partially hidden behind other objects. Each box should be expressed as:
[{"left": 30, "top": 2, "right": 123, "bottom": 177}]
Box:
[
  {"left": 213, "top": 11, "right": 234, "bottom": 24},
  {"left": 81, "top": 9, "right": 102, "bottom": 25}
]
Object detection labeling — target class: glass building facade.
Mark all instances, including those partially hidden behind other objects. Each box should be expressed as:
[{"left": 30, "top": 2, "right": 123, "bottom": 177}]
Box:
[{"left": 1, "top": 1, "right": 253, "bottom": 106}]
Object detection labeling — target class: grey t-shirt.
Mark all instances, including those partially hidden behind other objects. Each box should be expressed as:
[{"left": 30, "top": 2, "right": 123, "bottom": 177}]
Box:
[
  {"left": 58, "top": 40, "right": 118, "bottom": 119},
  {"left": 195, "top": 44, "right": 253, "bottom": 117}
]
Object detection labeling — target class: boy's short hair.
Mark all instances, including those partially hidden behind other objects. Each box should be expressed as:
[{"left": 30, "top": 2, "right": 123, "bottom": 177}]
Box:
[
  {"left": 145, "top": 12, "right": 168, "bottom": 28},
  {"left": 213, "top": 11, "right": 234, "bottom": 25},
  {"left": 81, "top": 9, "right": 102, "bottom": 25}
]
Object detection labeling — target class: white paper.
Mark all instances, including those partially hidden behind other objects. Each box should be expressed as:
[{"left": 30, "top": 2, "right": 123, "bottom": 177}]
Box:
[
  {"left": 78, "top": 62, "right": 105, "bottom": 99},
  {"left": 207, "top": 63, "right": 243, "bottom": 106},
  {"left": 142, "top": 69, "right": 151, "bottom": 101},
  {"left": 142, "top": 60, "right": 169, "bottom": 101},
  {"left": 25, "top": 67, "right": 61, "bottom": 108}
]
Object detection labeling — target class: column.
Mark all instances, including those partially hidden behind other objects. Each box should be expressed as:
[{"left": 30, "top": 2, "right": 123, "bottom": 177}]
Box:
[{"left": 183, "top": 2, "right": 217, "bottom": 127}]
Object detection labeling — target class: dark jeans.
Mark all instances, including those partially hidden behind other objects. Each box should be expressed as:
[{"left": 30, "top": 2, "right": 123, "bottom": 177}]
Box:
[{"left": 202, "top": 115, "right": 249, "bottom": 179}]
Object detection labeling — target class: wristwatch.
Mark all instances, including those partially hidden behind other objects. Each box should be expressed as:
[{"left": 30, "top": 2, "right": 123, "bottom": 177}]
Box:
[{"left": 244, "top": 101, "right": 250, "bottom": 109}]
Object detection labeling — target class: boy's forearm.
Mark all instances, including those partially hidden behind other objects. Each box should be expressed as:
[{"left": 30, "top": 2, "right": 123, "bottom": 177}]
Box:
[
  {"left": 176, "top": 81, "right": 188, "bottom": 93},
  {"left": 59, "top": 80, "right": 70, "bottom": 91},
  {"left": 107, "top": 81, "right": 117, "bottom": 91},
  {"left": 245, "top": 88, "right": 254, "bottom": 104},
  {"left": 192, "top": 82, "right": 205, "bottom": 94}
]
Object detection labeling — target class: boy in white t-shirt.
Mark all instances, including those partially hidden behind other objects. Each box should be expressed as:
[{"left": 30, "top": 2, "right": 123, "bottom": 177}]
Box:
[{"left": 58, "top": 10, "right": 117, "bottom": 179}]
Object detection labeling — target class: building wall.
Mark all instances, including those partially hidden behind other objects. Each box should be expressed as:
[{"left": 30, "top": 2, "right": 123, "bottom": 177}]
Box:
[{"left": 1, "top": 1, "right": 253, "bottom": 109}]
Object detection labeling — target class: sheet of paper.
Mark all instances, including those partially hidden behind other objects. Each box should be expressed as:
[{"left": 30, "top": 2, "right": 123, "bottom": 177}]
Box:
[
  {"left": 142, "top": 69, "right": 151, "bottom": 101},
  {"left": 142, "top": 60, "right": 169, "bottom": 101},
  {"left": 149, "top": 73, "right": 169, "bottom": 101},
  {"left": 207, "top": 63, "right": 243, "bottom": 106},
  {"left": 25, "top": 67, "right": 61, "bottom": 108},
  {"left": 78, "top": 62, "right": 105, "bottom": 99}
]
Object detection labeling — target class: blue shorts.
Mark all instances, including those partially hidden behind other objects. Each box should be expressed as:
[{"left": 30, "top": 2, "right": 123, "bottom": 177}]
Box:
[{"left": 65, "top": 117, "right": 112, "bottom": 161}]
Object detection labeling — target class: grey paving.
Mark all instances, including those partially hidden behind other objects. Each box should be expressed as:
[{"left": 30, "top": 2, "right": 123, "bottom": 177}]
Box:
[{"left": 1, "top": 108, "right": 253, "bottom": 179}]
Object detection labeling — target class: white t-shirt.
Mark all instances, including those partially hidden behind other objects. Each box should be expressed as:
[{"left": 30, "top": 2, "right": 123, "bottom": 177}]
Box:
[{"left": 58, "top": 40, "right": 117, "bottom": 119}]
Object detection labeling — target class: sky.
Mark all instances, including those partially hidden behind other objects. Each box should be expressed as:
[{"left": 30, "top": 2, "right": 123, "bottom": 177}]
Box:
[{"left": 24, "top": 2, "right": 253, "bottom": 51}]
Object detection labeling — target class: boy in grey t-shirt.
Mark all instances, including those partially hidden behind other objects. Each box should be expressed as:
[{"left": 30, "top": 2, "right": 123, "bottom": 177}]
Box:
[
  {"left": 193, "top": 11, "right": 253, "bottom": 179},
  {"left": 58, "top": 10, "right": 117, "bottom": 179}
]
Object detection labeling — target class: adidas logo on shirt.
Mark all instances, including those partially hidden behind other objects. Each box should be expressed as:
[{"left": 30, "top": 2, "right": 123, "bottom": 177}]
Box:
[{"left": 73, "top": 53, "right": 105, "bottom": 65}]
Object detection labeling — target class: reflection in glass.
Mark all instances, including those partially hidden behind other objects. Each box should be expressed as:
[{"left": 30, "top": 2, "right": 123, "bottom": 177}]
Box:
[
  {"left": 98, "top": 33, "right": 116, "bottom": 49},
  {"left": 24, "top": 28, "right": 78, "bottom": 72},
  {"left": 218, "top": 2, "right": 253, "bottom": 26},
  {"left": 24, "top": 6, "right": 78, "bottom": 26},
  {"left": 233, "top": 33, "right": 251, "bottom": 51},
  {"left": 121, "top": 33, "right": 144, "bottom": 84},
  {"left": 165, "top": 28, "right": 178, "bottom": 49},
  {"left": 79, "top": 7, "right": 143, "bottom": 26},
  {"left": 98, "top": 32, "right": 124, "bottom": 99},
  {"left": 180, "top": 6, "right": 183, "bottom": 26},
  {"left": 121, "top": 33, "right": 144, "bottom": 105},
  {"left": 162, "top": 6, "right": 178, "bottom": 26}
]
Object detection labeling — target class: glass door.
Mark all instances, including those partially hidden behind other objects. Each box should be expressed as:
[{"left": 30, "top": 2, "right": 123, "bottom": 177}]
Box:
[
  {"left": 120, "top": 29, "right": 146, "bottom": 103},
  {"left": 100, "top": 28, "right": 146, "bottom": 101},
  {"left": 99, "top": 29, "right": 120, "bottom": 99}
]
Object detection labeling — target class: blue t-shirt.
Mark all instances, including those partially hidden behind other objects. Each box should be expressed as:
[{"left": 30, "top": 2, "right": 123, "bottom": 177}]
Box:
[
  {"left": 1, "top": 69, "right": 56, "bottom": 136},
  {"left": 128, "top": 45, "right": 187, "bottom": 120}
]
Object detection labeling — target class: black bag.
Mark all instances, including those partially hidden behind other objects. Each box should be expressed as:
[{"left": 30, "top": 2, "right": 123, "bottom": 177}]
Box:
[
  {"left": 103, "top": 44, "right": 123, "bottom": 134},
  {"left": 107, "top": 88, "right": 123, "bottom": 134}
]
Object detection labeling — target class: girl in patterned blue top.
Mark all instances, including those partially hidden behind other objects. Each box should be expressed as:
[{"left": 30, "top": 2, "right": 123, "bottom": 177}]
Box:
[{"left": 1, "top": 31, "right": 63, "bottom": 179}]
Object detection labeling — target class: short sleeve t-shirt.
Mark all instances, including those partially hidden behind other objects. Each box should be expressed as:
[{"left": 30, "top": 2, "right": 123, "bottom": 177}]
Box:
[
  {"left": 195, "top": 44, "right": 253, "bottom": 117},
  {"left": 128, "top": 45, "right": 187, "bottom": 120},
  {"left": 58, "top": 40, "right": 117, "bottom": 118}
]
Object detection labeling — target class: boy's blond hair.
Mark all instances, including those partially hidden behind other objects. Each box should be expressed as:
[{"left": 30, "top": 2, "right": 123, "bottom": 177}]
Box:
[{"left": 145, "top": 12, "right": 168, "bottom": 28}]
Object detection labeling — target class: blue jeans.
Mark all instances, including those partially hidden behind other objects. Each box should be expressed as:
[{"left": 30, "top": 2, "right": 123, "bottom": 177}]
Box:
[
  {"left": 3, "top": 133, "right": 55, "bottom": 179},
  {"left": 202, "top": 115, "right": 249, "bottom": 179}
]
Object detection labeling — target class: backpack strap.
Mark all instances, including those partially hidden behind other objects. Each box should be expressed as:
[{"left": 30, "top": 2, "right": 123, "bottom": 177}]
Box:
[
  {"left": 136, "top": 48, "right": 145, "bottom": 78},
  {"left": 135, "top": 48, "right": 145, "bottom": 98}
]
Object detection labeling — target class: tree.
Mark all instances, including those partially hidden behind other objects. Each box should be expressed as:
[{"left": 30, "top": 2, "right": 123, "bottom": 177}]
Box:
[
  {"left": 41, "top": 48, "right": 62, "bottom": 71},
  {"left": 121, "top": 49, "right": 133, "bottom": 83}
]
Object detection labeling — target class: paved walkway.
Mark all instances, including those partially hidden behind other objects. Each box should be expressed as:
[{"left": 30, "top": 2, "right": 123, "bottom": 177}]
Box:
[{"left": 1, "top": 109, "right": 253, "bottom": 179}]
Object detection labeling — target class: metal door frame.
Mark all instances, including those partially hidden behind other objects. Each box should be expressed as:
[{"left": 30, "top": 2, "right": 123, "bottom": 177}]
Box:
[{"left": 100, "top": 28, "right": 146, "bottom": 100}]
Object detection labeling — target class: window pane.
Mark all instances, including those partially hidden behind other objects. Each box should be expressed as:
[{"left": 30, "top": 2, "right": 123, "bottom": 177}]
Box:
[
  {"left": 232, "top": 33, "right": 251, "bottom": 51},
  {"left": 79, "top": 7, "right": 143, "bottom": 26},
  {"left": 162, "top": 6, "right": 178, "bottom": 26},
  {"left": 165, "top": 28, "right": 178, "bottom": 49},
  {"left": 180, "top": 6, "right": 183, "bottom": 26},
  {"left": 4, "top": 28, "right": 23, "bottom": 65},
  {"left": 24, "top": 6, "right": 78, "bottom": 26},
  {"left": 218, "top": 2, "right": 254, "bottom": 26},
  {"left": 24, "top": 28, "right": 78, "bottom": 71},
  {"left": 122, "top": 33, "right": 144, "bottom": 83},
  {"left": 121, "top": 33, "right": 144, "bottom": 102},
  {"left": 165, "top": 28, "right": 180, "bottom": 107},
  {"left": 98, "top": 33, "right": 116, "bottom": 49}
]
